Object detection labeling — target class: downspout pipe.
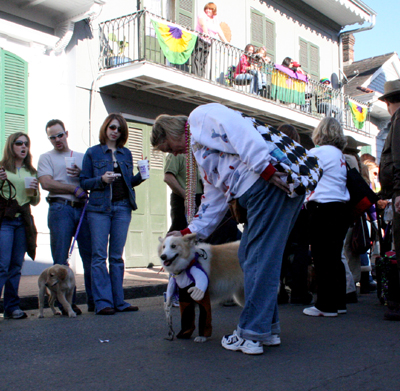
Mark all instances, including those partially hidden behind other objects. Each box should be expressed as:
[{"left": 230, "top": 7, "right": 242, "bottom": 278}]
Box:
[{"left": 338, "top": 13, "right": 376, "bottom": 88}]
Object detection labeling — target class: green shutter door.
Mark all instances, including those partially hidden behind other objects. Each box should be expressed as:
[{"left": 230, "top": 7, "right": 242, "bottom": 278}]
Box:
[
  {"left": 176, "top": 0, "right": 194, "bottom": 29},
  {"left": 265, "top": 18, "right": 275, "bottom": 63},
  {"left": 0, "top": 50, "right": 28, "bottom": 156},
  {"left": 309, "top": 43, "right": 320, "bottom": 81},
  {"left": 250, "top": 9, "right": 265, "bottom": 49},
  {"left": 125, "top": 121, "right": 168, "bottom": 267},
  {"left": 299, "top": 38, "right": 309, "bottom": 75}
]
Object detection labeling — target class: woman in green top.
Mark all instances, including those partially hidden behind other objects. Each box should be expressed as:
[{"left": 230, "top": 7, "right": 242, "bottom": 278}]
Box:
[{"left": 0, "top": 132, "right": 40, "bottom": 319}]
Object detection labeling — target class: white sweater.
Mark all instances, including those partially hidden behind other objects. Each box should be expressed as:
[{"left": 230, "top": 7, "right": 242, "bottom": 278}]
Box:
[
  {"left": 307, "top": 145, "right": 349, "bottom": 203},
  {"left": 187, "top": 103, "right": 277, "bottom": 238}
]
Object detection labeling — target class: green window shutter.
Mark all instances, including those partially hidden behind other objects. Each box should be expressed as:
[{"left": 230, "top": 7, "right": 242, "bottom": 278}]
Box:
[
  {"left": 265, "top": 18, "right": 275, "bottom": 63},
  {"left": 299, "top": 38, "right": 320, "bottom": 81},
  {"left": 299, "top": 38, "right": 309, "bottom": 74},
  {"left": 309, "top": 43, "right": 320, "bottom": 80},
  {"left": 0, "top": 49, "right": 28, "bottom": 156},
  {"left": 251, "top": 8, "right": 265, "bottom": 49},
  {"left": 176, "top": 0, "right": 194, "bottom": 29}
]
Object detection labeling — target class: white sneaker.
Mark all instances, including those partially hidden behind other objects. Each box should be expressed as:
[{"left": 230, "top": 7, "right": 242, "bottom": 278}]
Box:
[
  {"left": 263, "top": 334, "right": 281, "bottom": 346},
  {"left": 303, "top": 306, "right": 337, "bottom": 317},
  {"left": 221, "top": 330, "right": 263, "bottom": 355},
  {"left": 338, "top": 309, "right": 347, "bottom": 314}
]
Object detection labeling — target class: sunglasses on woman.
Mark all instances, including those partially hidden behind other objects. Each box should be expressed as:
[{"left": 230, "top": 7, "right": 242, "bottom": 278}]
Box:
[
  {"left": 14, "top": 141, "right": 29, "bottom": 147},
  {"left": 109, "top": 125, "right": 121, "bottom": 132},
  {"left": 48, "top": 132, "right": 66, "bottom": 141}
]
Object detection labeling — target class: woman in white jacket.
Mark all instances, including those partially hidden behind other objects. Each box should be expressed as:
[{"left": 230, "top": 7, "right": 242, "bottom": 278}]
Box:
[{"left": 151, "top": 103, "right": 305, "bottom": 355}]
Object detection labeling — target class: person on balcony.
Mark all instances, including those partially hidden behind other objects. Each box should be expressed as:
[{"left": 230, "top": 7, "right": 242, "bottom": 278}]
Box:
[
  {"left": 254, "top": 47, "right": 271, "bottom": 95},
  {"left": 234, "top": 44, "right": 259, "bottom": 95},
  {"left": 316, "top": 78, "right": 342, "bottom": 120},
  {"left": 191, "top": 2, "right": 228, "bottom": 78}
]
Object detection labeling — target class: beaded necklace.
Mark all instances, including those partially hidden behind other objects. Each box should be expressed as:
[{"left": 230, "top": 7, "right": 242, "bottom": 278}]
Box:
[{"left": 185, "top": 121, "right": 196, "bottom": 225}]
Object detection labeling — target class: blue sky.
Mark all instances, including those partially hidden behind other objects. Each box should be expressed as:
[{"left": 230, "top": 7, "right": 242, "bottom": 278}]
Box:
[{"left": 352, "top": 0, "right": 400, "bottom": 61}]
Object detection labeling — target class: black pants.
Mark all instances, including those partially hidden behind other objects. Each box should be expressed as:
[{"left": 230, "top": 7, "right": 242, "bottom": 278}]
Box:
[
  {"left": 191, "top": 38, "right": 211, "bottom": 78},
  {"left": 389, "top": 196, "right": 400, "bottom": 303},
  {"left": 168, "top": 193, "right": 202, "bottom": 233},
  {"left": 308, "top": 201, "right": 350, "bottom": 312}
]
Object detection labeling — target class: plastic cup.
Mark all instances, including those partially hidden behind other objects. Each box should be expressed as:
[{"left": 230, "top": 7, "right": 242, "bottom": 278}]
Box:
[
  {"left": 137, "top": 159, "right": 150, "bottom": 179},
  {"left": 65, "top": 157, "right": 76, "bottom": 176},
  {"left": 25, "top": 177, "right": 35, "bottom": 196}
]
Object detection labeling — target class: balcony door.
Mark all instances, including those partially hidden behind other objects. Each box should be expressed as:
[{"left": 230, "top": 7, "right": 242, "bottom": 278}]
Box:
[{"left": 124, "top": 121, "right": 167, "bottom": 268}]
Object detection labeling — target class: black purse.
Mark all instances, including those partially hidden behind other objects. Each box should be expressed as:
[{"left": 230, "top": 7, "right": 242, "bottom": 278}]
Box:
[
  {"left": 346, "top": 163, "right": 378, "bottom": 219},
  {"left": 0, "top": 178, "right": 19, "bottom": 219}
]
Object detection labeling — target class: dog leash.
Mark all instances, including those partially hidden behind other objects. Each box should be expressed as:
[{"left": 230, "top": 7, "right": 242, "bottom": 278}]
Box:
[{"left": 67, "top": 199, "right": 88, "bottom": 264}]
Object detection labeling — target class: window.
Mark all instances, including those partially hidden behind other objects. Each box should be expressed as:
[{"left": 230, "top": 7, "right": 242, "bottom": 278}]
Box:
[
  {"left": 176, "top": 0, "right": 194, "bottom": 29},
  {"left": 299, "top": 38, "right": 319, "bottom": 80},
  {"left": 250, "top": 8, "right": 276, "bottom": 63},
  {"left": 0, "top": 49, "right": 28, "bottom": 155}
]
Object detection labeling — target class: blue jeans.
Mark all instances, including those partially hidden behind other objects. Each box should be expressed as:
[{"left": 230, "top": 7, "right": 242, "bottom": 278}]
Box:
[
  {"left": 235, "top": 72, "right": 258, "bottom": 94},
  {"left": 87, "top": 199, "right": 132, "bottom": 312},
  {"left": 236, "top": 178, "right": 304, "bottom": 341},
  {"left": 48, "top": 202, "right": 93, "bottom": 306},
  {"left": 0, "top": 216, "right": 26, "bottom": 315}
]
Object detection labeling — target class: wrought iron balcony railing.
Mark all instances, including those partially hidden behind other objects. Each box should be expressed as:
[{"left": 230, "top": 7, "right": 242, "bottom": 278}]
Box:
[{"left": 99, "top": 10, "right": 371, "bottom": 135}]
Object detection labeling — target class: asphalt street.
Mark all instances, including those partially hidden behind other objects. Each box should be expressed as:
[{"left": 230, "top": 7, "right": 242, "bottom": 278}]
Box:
[{"left": 1, "top": 293, "right": 399, "bottom": 391}]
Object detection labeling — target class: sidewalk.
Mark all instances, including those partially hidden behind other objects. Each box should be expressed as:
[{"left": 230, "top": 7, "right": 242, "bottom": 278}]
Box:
[{"left": 14, "top": 267, "right": 169, "bottom": 311}]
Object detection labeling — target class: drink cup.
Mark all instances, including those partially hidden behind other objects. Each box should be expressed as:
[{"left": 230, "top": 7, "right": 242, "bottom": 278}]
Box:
[
  {"left": 137, "top": 159, "right": 150, "bottom": 179},
  {"left": 65, "top": 157, "right": 76, "bottom": 176},
  {"left": 25, "top": 177, "right": 35, "bottom": 197}
]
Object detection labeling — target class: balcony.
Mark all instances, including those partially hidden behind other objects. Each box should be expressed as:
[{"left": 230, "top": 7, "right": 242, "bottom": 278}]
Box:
[{"left": 98, "top": 10, "right": 370, "bottom": 136}]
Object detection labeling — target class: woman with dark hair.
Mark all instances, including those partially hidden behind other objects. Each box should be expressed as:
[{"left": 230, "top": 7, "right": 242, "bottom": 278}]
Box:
[
  {"left": 80, "top": 114, "right": 145, "bottom": 315},
  {"left": 0, "top": 132, "right": 40, "bottom": 319},
  {"left": 282, "top": 57, "right": 292, "bottom": 68},
  {"left": 234, "top": 44, "right": 259, "bottom": 94}
]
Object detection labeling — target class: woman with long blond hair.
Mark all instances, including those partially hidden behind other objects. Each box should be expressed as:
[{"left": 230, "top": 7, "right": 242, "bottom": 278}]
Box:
[{"left": 0, "top": 132, "right": 40, "bottom": 319}]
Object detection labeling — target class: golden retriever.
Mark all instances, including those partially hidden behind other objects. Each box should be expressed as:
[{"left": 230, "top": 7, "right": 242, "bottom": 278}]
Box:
[{"left": 37, "top": 264, "right": 76, "bottom": 318}]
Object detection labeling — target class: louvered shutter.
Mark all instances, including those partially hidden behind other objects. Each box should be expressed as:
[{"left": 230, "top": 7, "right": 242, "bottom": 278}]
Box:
[
  {"left": 128, "top": 125, "right": 144, "bottom": 163},
  {"left": 299, "top": 38, "right": 319, "bottom": 81},
  {"left": 299, "top": 38, "right": 309, "bottom": 74},
  {"left": 251, "top": 8, "right": 264, "bottom": 49},
  {"left": 176, "top": 0, "right": 194, "bottom": 29},
  {"left": 0, "top": 50, "right": 28, "bottom": 155},
  {"left": 309, "top": 43, "right": 320, "bottom": 81},
  {"left": 265, "top": 18, "right": 275, "bottom": 63}
]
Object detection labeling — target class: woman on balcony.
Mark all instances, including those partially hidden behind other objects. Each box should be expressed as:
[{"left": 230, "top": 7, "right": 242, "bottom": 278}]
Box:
[
  {"left": 234, "top": 44, "right": 259, "bottom": 95},
  {"left": 191, "top": 2, "right": 228, "bottom": 78},
  {"left": 255, "top": 46, "right": 271, "bottom": 94}
]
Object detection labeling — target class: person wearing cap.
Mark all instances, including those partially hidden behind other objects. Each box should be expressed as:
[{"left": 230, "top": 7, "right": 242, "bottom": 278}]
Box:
[
  {"left": 378, "top": 79, "right": 400, "bottom": 320},
  {"left": 316, "top": 78, "right": 342, "bottom": 120}
]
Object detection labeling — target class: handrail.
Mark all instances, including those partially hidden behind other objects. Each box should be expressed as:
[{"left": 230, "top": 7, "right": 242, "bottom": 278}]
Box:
[{"left": 98, "top": 10, "right": 370, "bottom": 135}]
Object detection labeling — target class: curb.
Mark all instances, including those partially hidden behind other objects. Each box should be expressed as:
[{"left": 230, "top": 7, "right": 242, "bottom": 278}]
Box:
[{"left": 2, "top": 283, "right": 168, "bottom": 312}]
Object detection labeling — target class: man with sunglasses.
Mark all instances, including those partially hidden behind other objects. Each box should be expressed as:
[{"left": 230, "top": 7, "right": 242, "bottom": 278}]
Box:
[{"left": 37, "top": 119, "right": 93, "bottom": 314}]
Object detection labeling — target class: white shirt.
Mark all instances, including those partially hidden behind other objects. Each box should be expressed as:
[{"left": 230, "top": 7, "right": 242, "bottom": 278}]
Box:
[{"left": 307, "top": 145, "right": 349, "bottom": 203}]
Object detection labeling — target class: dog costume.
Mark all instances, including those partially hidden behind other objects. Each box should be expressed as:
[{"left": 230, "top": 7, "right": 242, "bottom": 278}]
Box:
[{"left": 165, "top": 254, "right": 212, "bottom": 339}]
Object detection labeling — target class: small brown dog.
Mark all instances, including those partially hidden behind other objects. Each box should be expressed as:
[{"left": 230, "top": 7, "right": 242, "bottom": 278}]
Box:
[{"left": 37, "top": 264, "right": 76, "bottom": 318}]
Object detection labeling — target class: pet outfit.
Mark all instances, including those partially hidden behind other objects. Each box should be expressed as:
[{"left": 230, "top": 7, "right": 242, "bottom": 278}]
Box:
[{"left": 166, "top": 255, "right": 212, "bottom": 339}]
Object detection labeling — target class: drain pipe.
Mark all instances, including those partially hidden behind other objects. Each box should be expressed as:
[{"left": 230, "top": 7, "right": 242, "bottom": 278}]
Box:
[{"left": 338, "top": 12, "right": 376, "bottom": 87}]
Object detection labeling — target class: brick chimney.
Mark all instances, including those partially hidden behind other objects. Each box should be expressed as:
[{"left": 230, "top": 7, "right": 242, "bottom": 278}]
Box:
[{"left": 343, "top": 33, "right": 355, "bottom": 65}]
